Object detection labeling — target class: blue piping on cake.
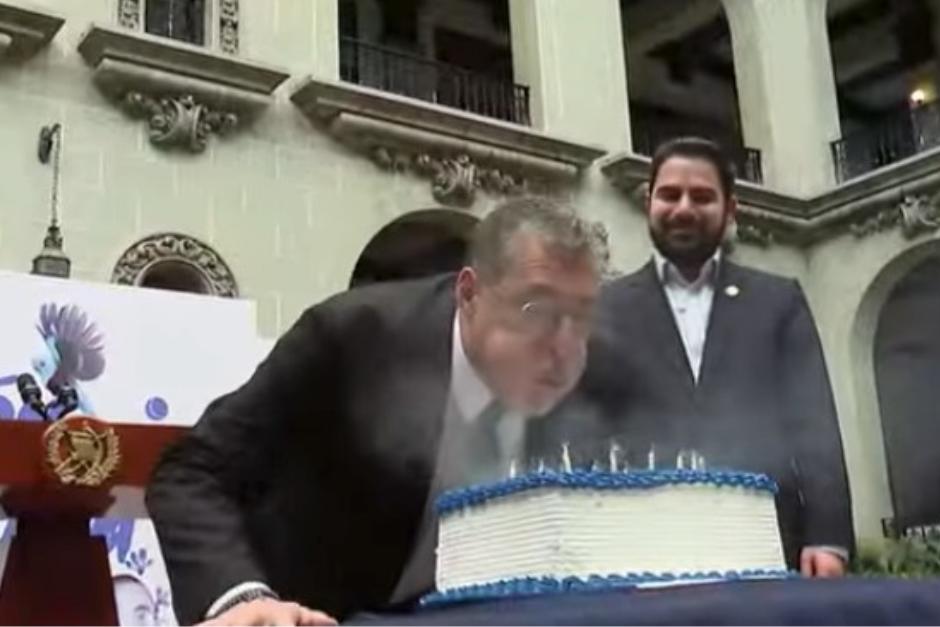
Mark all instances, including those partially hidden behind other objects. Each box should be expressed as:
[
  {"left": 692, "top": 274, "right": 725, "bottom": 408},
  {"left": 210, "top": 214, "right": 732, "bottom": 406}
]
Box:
[
  {"left": 435, "top": 469, "right": 778, "bottom": 515},
  {"left": 420, "top": 569, "right": 797, "bottom": 607}
]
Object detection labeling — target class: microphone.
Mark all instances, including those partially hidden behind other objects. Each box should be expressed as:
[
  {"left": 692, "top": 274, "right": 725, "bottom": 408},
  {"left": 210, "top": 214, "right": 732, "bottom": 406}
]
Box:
[
  {"left": 48, "top": 380, "right": 79, "bottom": 418},
  {"left": 16, "top": 374, "right": 48, "bottom": 420}
]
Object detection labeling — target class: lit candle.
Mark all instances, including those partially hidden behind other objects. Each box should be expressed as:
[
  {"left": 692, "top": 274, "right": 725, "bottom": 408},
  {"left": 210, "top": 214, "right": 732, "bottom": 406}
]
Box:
[
  {"left": 609, "top": 442, "right": 621, "bottom": 472},
  {"left": 648, "top": 445, "right": 656, "bottom": 470},
  {"left": 561, "top": 442, "right": 572, "bottom": 473}
]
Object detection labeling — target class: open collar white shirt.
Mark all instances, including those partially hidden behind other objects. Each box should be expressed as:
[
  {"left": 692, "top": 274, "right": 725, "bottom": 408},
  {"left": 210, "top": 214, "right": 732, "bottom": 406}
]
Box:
[{"left": 653, "top": 249, "right": 721, "bottom": 382}]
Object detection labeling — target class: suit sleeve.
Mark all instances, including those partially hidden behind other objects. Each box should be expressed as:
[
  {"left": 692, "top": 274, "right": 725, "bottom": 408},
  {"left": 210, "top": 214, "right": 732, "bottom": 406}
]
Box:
[
  {"left": 145, "top": 304, "right": 340, "bottom": 624},
  {"left": 779, "top": 280, "right": 855, "bottom": 553}
]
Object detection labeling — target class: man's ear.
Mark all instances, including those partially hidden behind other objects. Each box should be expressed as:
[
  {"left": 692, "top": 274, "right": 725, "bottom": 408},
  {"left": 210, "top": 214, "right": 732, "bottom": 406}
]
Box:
[
  {"left": 455, "top": 267, "right": 478, "bottom": 315},
  {"left": 726, "top": 195, "right": 739, "bottom": 222}
]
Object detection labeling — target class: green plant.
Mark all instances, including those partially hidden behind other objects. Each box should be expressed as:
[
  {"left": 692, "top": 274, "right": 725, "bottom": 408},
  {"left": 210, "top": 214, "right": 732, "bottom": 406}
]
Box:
[{"left": 851, "top": 532, "right": 940, "bottom": 578}]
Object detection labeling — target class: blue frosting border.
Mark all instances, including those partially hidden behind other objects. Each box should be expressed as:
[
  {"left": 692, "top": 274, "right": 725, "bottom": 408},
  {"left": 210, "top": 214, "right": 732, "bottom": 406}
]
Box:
[
  {"left": 420, "top": 569, "right": 797, "bottom": 607},
  {"left": 435, "top": 469, "right": 778, "bottom": 516}
]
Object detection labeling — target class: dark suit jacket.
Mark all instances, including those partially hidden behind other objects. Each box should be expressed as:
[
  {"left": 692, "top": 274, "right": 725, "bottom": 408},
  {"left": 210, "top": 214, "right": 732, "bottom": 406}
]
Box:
[
  {"left": 538, "top": 260, "right": 855, "bottom": 567},
  {"left": 148, "top": 274, "right": 565, "bottom": 623}
]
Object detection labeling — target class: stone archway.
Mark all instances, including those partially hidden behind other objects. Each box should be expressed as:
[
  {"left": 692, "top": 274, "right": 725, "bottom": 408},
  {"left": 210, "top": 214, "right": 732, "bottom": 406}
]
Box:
[
  {"left": 111, "top": 233, "right": 239, "bottom": 297},
  {"left": 851, "top": 239, "right": 940, "bottom": 535},
  {"left": 349, "top": 209, "right": 479, "bottom": 288}
]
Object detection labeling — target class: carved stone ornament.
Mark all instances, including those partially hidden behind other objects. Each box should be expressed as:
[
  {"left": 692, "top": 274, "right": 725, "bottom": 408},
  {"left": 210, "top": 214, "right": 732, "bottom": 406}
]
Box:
[
  {"left": 372, "top": 147, "right": 525, "bottom": 207},
  {"left": 219, "top": 0, "right": 239, "bottom": 54},
  {"left": 736, "top": 222, "right": 774, "bottom": 247},
  {"left": 122, "top": 92, "right": 238, "bottom": 152},
  {"left": 897, "top": 194, "right": 940, "bottom": 238},
  {"left": 112, "top": 233, "right": 239, "bottom": 297},
  {"left": 117, "top": 0, "right": 141, "bottom": 30},
  {"left": 851, "top": 194, "right": 940, "bottom": 239}
]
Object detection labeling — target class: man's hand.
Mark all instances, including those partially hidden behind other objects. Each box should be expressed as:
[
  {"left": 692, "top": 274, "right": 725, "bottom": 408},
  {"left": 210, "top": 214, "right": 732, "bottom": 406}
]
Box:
[
  {"left": 200, "top": 598, "right": 337, "bottom": 626},
  {"left": 800, "top": 547, "right": 846, "bottom": 578}
]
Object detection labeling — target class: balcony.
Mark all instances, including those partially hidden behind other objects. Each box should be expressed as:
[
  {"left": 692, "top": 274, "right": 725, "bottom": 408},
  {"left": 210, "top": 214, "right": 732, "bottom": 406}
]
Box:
[
  {"left": 631, "top": 124, "right": 764, "bottom": 186},
  {"left": 832, "top": 102, "right": 940, "bottom": 183},
  {"left": 338, "top": 36, "right": 530, "bottom": 126}
]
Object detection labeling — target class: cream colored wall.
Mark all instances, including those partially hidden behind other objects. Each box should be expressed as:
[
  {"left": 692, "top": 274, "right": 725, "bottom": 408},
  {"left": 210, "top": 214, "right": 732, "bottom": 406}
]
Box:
[
  {"left": 0, "top": 1, "right": 443, "bottom": 338},
  {"left": 0, "top": 0, "right": 641, "bottom": 340},
  {"left": 802, "top": 228, "right": 940, "bottom": 542}
]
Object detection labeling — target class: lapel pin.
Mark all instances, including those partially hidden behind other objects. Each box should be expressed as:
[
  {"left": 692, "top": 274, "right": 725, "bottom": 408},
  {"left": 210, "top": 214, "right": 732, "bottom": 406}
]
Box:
[{"left": 725, "top": 285, "right": 740, "bottom": 298}]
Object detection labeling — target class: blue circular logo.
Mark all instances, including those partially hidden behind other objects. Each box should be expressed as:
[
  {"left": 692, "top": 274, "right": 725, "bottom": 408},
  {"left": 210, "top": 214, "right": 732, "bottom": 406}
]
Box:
[{"left": 145, "top": 397, "right": 169, "bottom": 421}]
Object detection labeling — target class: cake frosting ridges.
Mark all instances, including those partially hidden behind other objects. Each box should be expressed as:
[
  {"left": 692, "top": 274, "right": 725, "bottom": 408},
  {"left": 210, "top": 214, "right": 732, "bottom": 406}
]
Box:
[
  {"left": 435, "top": 468, "right": 779, "bottom": 515},
  {"left": 427, "top": 469, "right": 791, "bottom": 606}
]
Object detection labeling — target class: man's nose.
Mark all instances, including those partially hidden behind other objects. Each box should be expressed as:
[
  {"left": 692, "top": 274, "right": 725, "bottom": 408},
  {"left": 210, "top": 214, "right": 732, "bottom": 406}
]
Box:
[
  {"left": 673, "top": 192, "right": 695, "bottom": 216},
  {"left": 549, "top": 317, "right": 587, "bottom": 361}
]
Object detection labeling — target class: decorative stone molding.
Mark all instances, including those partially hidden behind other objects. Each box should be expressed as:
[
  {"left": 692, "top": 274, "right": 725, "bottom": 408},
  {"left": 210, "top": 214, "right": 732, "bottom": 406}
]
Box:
[
  {"left": 77, "top": 24, "right": 287, "bottom": 151},
  {"left": 116, "top": 0, "right": 239, "bottom": 54},
  {"left": 850, "top": 194, "right": 940, "bottom": 240},
  {"left": 291, "top": 78, "right": 605, "bottom": 204},
  {"left": 117, "top": 0, "right": 140, "bottom": 30},
  {"left": 601, "top": 149, "right": 940, "bottom": 246},
  {"left": 0, "top": 2, "right": 64, "bottom": 59},
  {"left": 218, "top": 0, "right": 239, "bottom": 55},
  {"left": 735, "top": 223, "right": 774, "bottom": 247},
  {"left": 372, "top": 147, "right": 524, "bottom": 207},
  {"left": 112, "top": 233, "right": 238, "bottom": 297},
  {"left": 122, "top": 91, "right": 237, "bottom": 152},
  {"left": 898, "top": 194, "right": 940, "bottom": 238}
]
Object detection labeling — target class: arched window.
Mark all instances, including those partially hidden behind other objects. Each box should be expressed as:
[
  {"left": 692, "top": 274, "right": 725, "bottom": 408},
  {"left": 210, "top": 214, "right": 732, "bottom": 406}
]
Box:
[{"left": 112, "top": 233, "right": 238, "bottom": 298}]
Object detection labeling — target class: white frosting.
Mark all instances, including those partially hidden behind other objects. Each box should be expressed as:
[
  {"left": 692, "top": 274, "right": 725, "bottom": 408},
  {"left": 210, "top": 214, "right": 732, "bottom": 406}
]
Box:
[{"left": 436, "top": 483, "right": 785, "bottom": 592}]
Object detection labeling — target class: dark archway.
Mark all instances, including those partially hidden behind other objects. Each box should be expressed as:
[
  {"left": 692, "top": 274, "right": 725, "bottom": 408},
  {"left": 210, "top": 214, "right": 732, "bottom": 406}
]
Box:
[
  {"left": 874, "top": 254, "right": 940, "bottom": 532},
  {"left": 349, "top": 209, "right": 479, "bottom": 288}
]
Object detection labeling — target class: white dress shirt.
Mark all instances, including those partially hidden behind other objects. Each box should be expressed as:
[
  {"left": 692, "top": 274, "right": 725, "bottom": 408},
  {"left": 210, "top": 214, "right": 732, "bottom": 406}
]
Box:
[
  {"left": 651, "top": 251, "right": 848, "bottom": 564},
  {"left": 450, "top": 314, "right": 525, "bottom": 464},
  {"left": 653, "top": 249, "right": 720, "bottom": 381}
]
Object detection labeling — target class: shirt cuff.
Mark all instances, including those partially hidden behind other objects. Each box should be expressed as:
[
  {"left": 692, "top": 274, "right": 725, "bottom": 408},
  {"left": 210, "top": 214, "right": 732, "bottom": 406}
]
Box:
[
  {"left": 807, "top": 545, "right": 849, "bottom": 562},
  {"left": 206, "top": 581, "right": 275, "bottom": 618}
]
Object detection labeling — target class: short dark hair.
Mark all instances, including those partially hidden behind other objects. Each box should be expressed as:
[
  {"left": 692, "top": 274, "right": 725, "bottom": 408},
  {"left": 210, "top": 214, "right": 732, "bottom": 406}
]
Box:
[
  {"left": 469, "top": 196, "right": 606, "bottom": 282},
  {"left": 649, "top": 137, "right": 736, "bottom": 200}
]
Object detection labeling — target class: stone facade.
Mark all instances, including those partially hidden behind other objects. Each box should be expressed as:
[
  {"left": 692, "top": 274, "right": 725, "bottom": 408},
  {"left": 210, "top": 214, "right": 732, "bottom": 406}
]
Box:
[{"left": 2, "top": 0, "right": 940, "bottom": 547}]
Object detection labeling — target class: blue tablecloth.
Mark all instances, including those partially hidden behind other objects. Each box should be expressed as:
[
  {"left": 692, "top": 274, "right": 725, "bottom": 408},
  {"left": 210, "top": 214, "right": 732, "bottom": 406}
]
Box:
[{"left": 346, "top": 578, "right": 940, "bottom": 625}]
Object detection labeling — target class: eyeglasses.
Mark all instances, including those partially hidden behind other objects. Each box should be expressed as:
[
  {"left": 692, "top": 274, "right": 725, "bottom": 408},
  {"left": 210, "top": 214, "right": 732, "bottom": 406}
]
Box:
[{"left": 482, "top": 288, "right": 593, "bottom": 339}]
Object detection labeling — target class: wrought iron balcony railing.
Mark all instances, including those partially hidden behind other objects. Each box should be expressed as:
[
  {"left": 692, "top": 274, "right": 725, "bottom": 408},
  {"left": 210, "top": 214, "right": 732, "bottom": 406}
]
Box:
[
  {"left": 632, "top": 127, "right": 764, "bottom": 185},
  {"left": 832, "top": 102, "right": 940, "bottom": 183},
  {"left": 339, "top": 36, "right": 531, "bottom": 126}
]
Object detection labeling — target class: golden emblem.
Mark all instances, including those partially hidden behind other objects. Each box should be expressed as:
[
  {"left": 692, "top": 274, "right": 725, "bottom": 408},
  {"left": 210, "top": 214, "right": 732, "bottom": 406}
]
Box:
[{"left": 43, "top": 417, "right": 121, "bottom": 487}]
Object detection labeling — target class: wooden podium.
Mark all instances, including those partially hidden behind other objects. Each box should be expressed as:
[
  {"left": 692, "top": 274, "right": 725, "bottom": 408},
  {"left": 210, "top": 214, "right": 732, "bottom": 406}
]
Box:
[{"left": 0, "top": 417, "right": 186, "bottom": 625}]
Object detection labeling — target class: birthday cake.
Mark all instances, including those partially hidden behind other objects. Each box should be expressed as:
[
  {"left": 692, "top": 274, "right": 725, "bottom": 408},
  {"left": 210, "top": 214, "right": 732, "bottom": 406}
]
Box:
[{"left": 423, "top": 469, "right": 790, "bottom": 606}]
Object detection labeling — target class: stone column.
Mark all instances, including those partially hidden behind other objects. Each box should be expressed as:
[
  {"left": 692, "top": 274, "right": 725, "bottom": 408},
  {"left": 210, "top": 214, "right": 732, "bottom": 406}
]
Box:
[
  {"left": 312, "top": 0, "right": 340, "bottom": 80},
  {"left": 722, "top": 0, "right": 842, "bottom": 195},
  {"left": 509, "top": 0, "right": 631, "bottom": 151}
]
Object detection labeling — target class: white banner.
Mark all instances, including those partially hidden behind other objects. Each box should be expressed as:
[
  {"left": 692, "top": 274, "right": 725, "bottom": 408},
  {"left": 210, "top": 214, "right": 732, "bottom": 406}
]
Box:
[{"left": 0, "top": 271, "right": 272, "bottom": 625}]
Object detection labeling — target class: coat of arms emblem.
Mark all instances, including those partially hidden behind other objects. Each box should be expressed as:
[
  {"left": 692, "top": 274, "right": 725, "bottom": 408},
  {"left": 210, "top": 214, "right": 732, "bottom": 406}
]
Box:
[{"left": 42, "top": 416, "right": 121, "bottom": 487}]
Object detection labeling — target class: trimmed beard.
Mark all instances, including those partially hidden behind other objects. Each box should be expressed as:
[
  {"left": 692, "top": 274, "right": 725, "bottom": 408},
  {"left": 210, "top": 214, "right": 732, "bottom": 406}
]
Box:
[{"left": 648, "top": 220, "right": 725, "bottom": 269}]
